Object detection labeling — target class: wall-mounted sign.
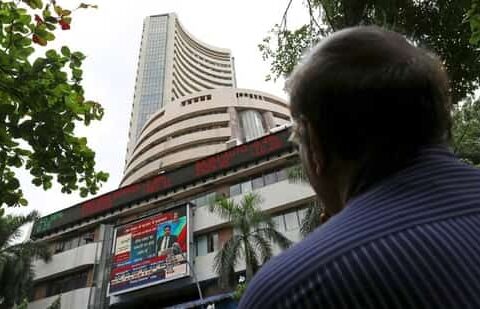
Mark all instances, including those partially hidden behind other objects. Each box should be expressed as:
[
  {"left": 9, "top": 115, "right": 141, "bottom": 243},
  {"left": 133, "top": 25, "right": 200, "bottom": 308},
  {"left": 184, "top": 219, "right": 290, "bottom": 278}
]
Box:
[{"left": 108, "top": 204, "right": 190, "bottom": 296}]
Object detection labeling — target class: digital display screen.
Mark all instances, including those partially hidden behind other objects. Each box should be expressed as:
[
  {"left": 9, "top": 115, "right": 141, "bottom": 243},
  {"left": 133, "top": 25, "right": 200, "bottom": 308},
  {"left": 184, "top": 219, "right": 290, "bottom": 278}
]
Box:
[
  {"left": 108, "top": 204, "right": 190, "bottom": 296},
  {"left": 31, "top": 129, "right": 292, "bottom": 237}
]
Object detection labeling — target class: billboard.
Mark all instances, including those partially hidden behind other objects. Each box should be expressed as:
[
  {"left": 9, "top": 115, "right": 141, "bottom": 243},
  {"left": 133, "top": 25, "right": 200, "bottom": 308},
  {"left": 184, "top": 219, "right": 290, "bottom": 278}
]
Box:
[{"left": 108, "top": 205, "right": 190, "bottom": 296}]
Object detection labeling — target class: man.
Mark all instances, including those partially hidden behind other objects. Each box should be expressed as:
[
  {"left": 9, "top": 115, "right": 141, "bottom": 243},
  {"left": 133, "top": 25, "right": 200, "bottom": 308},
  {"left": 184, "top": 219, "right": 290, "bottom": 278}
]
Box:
[
  {"left": 239, "top": 26, "right": 480, "bottom": 308},
  {"left": 157, "top": 224, "right": 178, "bottom": 255}
]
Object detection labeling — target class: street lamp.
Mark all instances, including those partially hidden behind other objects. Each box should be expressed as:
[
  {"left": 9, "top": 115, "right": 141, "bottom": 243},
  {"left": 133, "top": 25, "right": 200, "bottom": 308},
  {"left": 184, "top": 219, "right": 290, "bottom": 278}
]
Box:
[{"left": 171, "top": 243, "right": 204, "bottom": 303}]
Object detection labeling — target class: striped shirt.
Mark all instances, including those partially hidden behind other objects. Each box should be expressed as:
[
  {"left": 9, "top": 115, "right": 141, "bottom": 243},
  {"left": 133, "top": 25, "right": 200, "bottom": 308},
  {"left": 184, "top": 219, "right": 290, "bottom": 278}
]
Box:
[{"left": 239, "top": 146, "right": 480, "bottom": 308}]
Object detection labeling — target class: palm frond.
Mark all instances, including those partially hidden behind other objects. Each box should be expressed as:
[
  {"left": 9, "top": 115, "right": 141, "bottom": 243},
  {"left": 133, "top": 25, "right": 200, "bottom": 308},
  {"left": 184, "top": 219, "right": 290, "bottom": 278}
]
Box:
[
  {"left": 0, "top": 210, "right": 40, "bottom": 249},
  {"left": 258, "top": 227, "right": 293, "bottom": 250},
  {"left": 300, "top": 201, "right": 324, "bottom": 237},
  {"left": 240, "top": 192, "right": 263, "bottom": 211},
  {"left": 251, "top": 233, "right": 273, "bottom": 264},
  {"left": 4, "top": 240, "right": 51, "bottom": 262},
  {"left": 244, "top": 240, "right": 260, "bottom": 280},
  {"left": 209, "top": 197, "right": 237, "bottom": 221},
  {"left": 287, "top": 164, "right": 309, "bottom": 184},
  {"left": 213, "top": 234, "right": 243, "bottom": 288},
  {"left": 247, "top": 208, "right": 273, "bottom": 230},
  {"left": 0, "top": 210, "right": 50, "bottom": 306}
]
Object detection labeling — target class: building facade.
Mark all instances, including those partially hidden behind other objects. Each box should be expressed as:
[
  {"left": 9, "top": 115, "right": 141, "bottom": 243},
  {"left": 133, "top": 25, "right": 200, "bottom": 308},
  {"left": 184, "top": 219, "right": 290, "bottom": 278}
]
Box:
[
  {"left": 27, "top": 13, "right": 314, "bottom": 309},
  {"left": 126, "top": 13, "right": 236, "bottom": 162},
  {"left": 122, "top": 88, "right": 291, "bottom": 186},
  {"left": 28, "top": 130, "right": 316, "bottom": 308}
]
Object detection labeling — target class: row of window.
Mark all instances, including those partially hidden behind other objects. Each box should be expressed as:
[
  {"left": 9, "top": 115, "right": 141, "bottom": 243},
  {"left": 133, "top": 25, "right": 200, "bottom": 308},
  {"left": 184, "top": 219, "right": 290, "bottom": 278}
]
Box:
[
  {"left": 184, "top": 167, "right": 289, "bottom": 213},
  {"left": 147, "top": 16, "right": 168, "bottom": 34},
  {"left": 229, "top": 168, "right": 288, "bottom": 197},
  {"left": 240, "top": 109, "right": 266, "bottom": 142},
  {"left": 125, "top": 139, "right": 230, "bottom": 181},
  {"left": 273, "top": 207, "right": 308, "bottom": 232},
  {"left": 193, "top": 206, "right": 309, "bottom": 257},
  {"left": 236, "top": 92, "right": 288, "bottom": 108},
  {"left": 53, "top": 231, "right": 95, "bottom": 254},
  {"left": 174, "top": 52, "right": 233, "bottom": 88},
  {"left": 172, "top": 66, "right": 202, "bottom": 93},
  {"left": 190, "top": 191, "right": 217, "bottom": 208},
  {"left": 45, "top": 271, "right": 88, "bottom": 297},
  {"left": 137, "top": 110, "right": 165, "bottom": 139},
  {"left": 174, "top": 29, "right": 232, "bottom": 69},
  {"left": 195, "top": 231, "right": 219, "bottom": 256},
  {"left": 181, "top": 94, "right": 212, "bottom": 106},
  {"left": 176, "top": 28, "right": 231, "bottom": 63},
  {"left": 174, "top": 48, "right": 233, "bottom": 81},
  {"left": 172, "top": 77, "right": 187, "bottom": 98},
  {"left": 132, "top": 108, "right": 227, "bottom": 156},
  {"left": 173, "top": 58, "right": 228, "bottom": 93},
  {"left": 174, "top": 40, "right": 231, "bottom": 74},
  {"left": 128, "top": 122, "right": 229, "bottom": 170}
]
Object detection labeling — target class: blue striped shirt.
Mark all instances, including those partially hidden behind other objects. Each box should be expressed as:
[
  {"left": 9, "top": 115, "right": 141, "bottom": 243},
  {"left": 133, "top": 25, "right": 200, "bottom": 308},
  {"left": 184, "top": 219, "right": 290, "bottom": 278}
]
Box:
[{"left": 239, "top": 146, "right": 480, "bottom": 308}]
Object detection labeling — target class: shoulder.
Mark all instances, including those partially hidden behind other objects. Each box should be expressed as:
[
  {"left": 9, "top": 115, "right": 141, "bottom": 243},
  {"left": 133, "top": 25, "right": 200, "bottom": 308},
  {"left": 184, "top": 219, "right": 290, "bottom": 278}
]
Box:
[
  {"left": 240, "top": 164, "right": 480, "bottom": 308},
  {"left": 239, "top": 216, "right": 480, "bottom": 309},
  {"left": 238, "top": 211, "right": 367, "bottom": 308}
]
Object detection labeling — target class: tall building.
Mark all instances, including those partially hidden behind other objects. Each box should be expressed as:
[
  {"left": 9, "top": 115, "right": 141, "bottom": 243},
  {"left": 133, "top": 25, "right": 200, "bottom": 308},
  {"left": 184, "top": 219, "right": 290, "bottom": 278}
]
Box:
[
  {"left": 27, "top": 14, "right": 314, "bottom": 309},
  {"left": 126, "top": 13, "right": 236, "bottom": 162}
]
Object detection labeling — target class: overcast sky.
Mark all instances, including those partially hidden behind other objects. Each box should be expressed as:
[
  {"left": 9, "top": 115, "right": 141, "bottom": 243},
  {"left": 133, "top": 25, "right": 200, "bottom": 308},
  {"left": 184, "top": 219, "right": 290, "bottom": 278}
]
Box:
[{"left": 7, "top": 0, "right": 309, "bottom": 218}]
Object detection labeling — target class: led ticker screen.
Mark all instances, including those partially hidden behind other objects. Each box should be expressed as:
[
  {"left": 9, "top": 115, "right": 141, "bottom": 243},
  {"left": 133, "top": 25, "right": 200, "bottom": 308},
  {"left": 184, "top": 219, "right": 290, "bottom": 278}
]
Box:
[
  {"left": 108, "top": 205, "right": 190, "bottom": 296},
  {"left": 31, "top": 128, "right": 292, "bottom": 238}
]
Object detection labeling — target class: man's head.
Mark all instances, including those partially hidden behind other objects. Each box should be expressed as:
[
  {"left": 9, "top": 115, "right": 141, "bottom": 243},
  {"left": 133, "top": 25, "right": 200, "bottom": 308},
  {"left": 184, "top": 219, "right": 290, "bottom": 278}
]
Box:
[
  {"left": 164, "top": 225, "right": 171, "bottom": 236},
  {"left": 287, "top": 26, "right": 452, "bottom": 214}
]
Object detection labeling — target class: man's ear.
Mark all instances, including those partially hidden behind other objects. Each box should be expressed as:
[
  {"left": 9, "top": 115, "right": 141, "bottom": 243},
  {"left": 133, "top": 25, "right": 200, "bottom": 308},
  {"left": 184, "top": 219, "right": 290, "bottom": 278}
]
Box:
[{"left": 305, "top": 121, "right": 324, "bottom": 177}]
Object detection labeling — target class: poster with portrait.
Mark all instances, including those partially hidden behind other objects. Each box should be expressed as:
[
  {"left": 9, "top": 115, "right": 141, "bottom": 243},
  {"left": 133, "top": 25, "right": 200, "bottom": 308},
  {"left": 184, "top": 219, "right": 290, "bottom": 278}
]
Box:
[{"left": 108, "top": 204, "right": 189, "bottom": 296}]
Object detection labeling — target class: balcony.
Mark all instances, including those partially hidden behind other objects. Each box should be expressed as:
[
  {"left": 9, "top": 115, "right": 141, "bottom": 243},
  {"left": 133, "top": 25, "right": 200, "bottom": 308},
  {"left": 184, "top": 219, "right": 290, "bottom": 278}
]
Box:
[
  {"left": 33, "top": 242, "right": 101, "bottom": 280},
  {"left": 28, "top": 287, "right": 93, "bottom": 309},
  {"left": 193, "top": 180, "right": 315, "bottom": 232},
  {"left": 194, "top": 227, "right": 303, "bottom": 282}
]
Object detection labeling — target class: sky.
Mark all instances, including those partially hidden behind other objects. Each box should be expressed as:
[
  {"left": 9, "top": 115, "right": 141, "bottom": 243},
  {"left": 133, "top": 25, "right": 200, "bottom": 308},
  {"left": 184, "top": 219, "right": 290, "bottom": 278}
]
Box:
[{"left": 7, "top": 0, "right": 309, "bottom": 218}]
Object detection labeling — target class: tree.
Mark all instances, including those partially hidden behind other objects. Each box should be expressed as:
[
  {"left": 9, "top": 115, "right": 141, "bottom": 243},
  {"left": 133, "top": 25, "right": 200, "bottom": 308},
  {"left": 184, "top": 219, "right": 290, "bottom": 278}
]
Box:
[
  {"left": 466, "top": 0, "right": 480, "bottom": 45},
  {"left": 0, "top": 208, "right": 51, "bottom": 308},
  {"left": 0, "top": 0, "right": 107, "bottom": 208},
  {"left": 287, "top": 164, "right": 326, "bottom": 237},
  {"left": 260, "top": 1, "right": 480, "bottom": 206},
  {"left": 209, "top": 193, "right": 292, "bottom": 287},
  {"left": 260, "top": 0, "right": 480, "bottom": 104},
  {"left": 452, "top": 97, "right": 480, "bottom": 166}
]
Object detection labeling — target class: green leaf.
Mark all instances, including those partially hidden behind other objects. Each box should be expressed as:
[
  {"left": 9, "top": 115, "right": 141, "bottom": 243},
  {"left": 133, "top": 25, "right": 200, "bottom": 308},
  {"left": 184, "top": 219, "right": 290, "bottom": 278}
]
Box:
[
  {"left": 44, "top": 31, "right": 55, "bottom": 41},
  {"left": 72, "top": 68, "right": 82, "bottom": 80},
  {"left": 45, "top": 16, "right": 57, "bottom": 23},
  {"left": 45, "top": 22, "right": 56, "bottom": 31},
  {"left": 46, "top": 49, "right": 57, "bottom": 59},
  {"left": 54, "top": 5, "right": 63, "bottom": 16},
  {"left": 61, "top": 46, "right": 71, "bottom": 57},
  {"left": 18, "top": 198, "right": 28, "bottom": 206}
]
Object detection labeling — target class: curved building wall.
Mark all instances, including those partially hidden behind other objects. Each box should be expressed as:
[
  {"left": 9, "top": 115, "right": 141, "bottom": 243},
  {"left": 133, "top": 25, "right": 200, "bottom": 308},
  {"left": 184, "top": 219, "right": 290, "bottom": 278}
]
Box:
[
  {"left": 121, "top": 88, "right": 290, "bottom": 186},
  {"left": 126, "top": 13, "right": 235, "bottom": 161}
]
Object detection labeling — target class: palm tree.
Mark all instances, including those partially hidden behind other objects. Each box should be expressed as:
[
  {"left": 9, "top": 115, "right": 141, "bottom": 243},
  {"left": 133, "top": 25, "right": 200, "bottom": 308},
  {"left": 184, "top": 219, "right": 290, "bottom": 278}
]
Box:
[
  {"left": 287, "top": 163, "right": 327, "bottom": 237},
  {"left": 0, "top": 208, "right": 51, "bottom": 309},
  {"left": 209, "top": 192, "right": 292, "bottom": 287}
]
